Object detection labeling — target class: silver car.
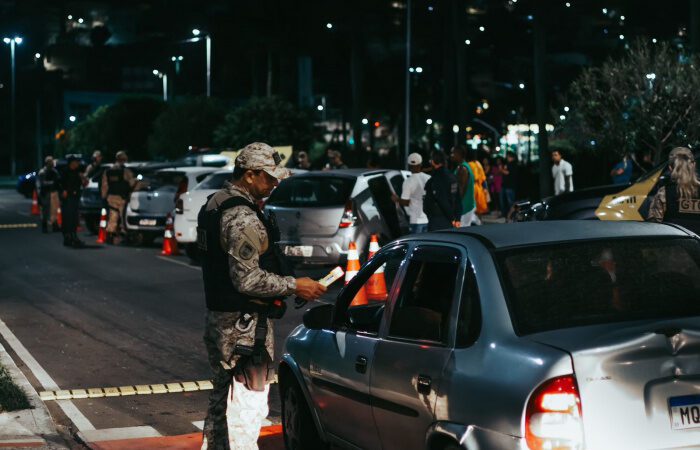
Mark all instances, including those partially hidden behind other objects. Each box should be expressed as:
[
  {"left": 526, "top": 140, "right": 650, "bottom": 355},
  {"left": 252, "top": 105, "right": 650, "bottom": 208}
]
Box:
[
  {"left": 264, "top": 169, "right": 409, "bottom": 265},
  {"left": 279, "top": 221, "right": 700, "bottom": 450}
]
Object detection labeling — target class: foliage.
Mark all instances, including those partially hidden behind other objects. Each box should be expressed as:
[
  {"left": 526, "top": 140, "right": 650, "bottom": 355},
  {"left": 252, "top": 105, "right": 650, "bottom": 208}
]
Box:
[
  {"left": 0, "top": 366, "right": 30, "bottom": 412},
  {"left": 214, "top": 97, "right": 314, "bottom": 151},
  {"left": 68, "top": 97, "right": 165, "bottom": 161},
  {"left": 557, "top": 40, "right": 700, "bottom": 164},
  {"left": 147, "top": 97, "right": 226, "bottom": 160}
]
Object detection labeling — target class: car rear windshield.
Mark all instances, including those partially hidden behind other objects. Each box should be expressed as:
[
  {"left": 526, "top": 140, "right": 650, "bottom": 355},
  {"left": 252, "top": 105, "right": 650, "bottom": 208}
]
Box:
[
  {"left": 497, "top": 238, "right": 700, "bottom": 335},
  {"left": 135, "top": 171, "right": 185, "bottom": 192},
  {"left": 266, "top": 176, "right": 354, "bottom": 207},
  {"left": 197, "top": 172, "right": 230, "bottom": 190}
]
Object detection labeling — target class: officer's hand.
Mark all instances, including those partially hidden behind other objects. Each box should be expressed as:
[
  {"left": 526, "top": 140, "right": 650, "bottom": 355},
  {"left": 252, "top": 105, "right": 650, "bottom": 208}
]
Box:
[{"left": 295, "top": 277, "right": 327, "bottom": 301}]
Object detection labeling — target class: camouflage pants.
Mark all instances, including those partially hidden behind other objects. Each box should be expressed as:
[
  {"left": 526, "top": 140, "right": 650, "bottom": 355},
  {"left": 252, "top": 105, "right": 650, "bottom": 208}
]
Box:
[
  {"left": 40, "top": 192, "right": 59, "bottom": 225},
  {"left": 106, "top": 195, "right": 125, "bottom": 234},
  {"left": 201, "top": 310, "right": 274, "bottom": 450}
]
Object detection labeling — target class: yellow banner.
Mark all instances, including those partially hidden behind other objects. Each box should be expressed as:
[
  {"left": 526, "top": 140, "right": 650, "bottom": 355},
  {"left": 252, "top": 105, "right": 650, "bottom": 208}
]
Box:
[{"left": 595, "top": 169, "right": 662, "bottom": 221}]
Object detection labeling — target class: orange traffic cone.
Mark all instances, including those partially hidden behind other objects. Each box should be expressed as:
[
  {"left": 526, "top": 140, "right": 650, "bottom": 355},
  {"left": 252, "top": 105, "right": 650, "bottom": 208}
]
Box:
[
  {"left": 161, "top": 213, "right": 179, "bottom": 256},
  {"left": 346, "top": 242, "right": 368, "bottom": 306},
  {"left": 365, "top": 235, "right": 388, "bottom": 301},
  {"left": 96, "top": 208, "right": 108, "bottom": 244},
  {"left": 31, "top": 190, "right": 40, "bottom": 216},
  {"left": 56, "top": 207, "right": 63, "bottom": 230}
]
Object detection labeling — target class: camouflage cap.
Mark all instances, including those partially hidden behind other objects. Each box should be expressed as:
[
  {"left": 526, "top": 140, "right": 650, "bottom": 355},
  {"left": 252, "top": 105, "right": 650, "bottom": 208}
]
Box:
[{"left": 235, "top": 142, "right": 290, "bottom": 180}]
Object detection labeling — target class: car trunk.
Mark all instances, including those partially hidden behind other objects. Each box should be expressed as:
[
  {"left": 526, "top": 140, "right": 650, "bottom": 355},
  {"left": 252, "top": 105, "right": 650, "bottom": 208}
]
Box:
[
  {"left": 528, "top": 320, "right": 700, "bottom": 450},
  {"left": 129, "top": 189, "right": 177, "bottom": 216}
]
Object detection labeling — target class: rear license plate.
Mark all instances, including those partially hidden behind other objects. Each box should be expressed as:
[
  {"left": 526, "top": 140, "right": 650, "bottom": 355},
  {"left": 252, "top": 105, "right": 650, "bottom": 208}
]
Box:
[
  {"left": 139, "top": 219, "right": 157, "bottom": 226},
  {"left": 669, "top": 395, "right": 700, "bottom": 429},
  {"left": 284, "top": 245, "right": 313, "bottom": 257}
]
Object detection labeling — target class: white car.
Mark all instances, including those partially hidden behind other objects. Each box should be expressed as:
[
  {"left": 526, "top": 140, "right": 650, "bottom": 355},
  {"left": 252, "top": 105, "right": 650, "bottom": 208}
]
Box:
[{"left": 125, "top": 166, "right": 217, "bottom": 245}]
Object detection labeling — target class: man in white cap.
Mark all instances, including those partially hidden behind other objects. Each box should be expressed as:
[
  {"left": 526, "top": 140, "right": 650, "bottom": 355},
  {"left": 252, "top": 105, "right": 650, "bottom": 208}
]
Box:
[
  {"left": 392, "top": 153, "right": 430, "bottom": 233},
  {"left": 198, "top": 142, "right": 326, "bottom": 449}
]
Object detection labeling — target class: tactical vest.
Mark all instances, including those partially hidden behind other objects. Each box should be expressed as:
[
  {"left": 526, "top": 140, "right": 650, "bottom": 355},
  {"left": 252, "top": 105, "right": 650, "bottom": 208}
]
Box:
[
  {"left": 664, "top": 182, "right": 700, "bottom": 234},
  {"left": 197, "top": 194, "right": 294, "bottom": 312},
  {"left": 39, "top": 169, "right": 59, "bottom": 194},
  {"left": 106, "top": 167, "right": 130, "bottom": 198}
]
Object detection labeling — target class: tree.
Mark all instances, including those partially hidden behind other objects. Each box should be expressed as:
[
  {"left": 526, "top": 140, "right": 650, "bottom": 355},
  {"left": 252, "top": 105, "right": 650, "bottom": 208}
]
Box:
[
  {"left": 67, "top": 97, "right": 164, "bottom": 160},
  {"left": 147, "top": 97, "right": 226, "bottom": 160},
  {"left": 214, "top": 96, "right": 314, "bottom": 150},
  {"left": 558, "top": 40, "right": 700, "bottom": 164}
]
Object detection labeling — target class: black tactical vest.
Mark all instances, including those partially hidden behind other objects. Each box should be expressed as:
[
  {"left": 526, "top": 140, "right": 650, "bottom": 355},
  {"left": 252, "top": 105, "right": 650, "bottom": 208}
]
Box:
[
  {"left": 664, "top": 182, "right": 700, "bottom": 234},
  {"left": 106, "top": 167, "right": 130, "bottom": 198},
  {"left": 197, "top": 194, "right": 294, "bottom": 312}
]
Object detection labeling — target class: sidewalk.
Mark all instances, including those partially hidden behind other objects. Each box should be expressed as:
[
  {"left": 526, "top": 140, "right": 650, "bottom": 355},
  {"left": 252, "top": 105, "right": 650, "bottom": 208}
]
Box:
[{"left": 0, "top": 343, "right": 67, "bottom": 449}]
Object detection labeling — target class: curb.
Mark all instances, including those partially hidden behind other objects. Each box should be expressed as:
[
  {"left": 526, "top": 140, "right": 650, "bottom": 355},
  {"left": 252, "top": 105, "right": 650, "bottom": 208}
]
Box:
[{"left": 0, "top": 342, "right": 67, "bottom": 449}]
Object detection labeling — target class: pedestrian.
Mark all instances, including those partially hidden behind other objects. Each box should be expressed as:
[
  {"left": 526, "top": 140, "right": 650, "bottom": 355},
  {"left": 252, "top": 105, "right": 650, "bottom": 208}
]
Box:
[
  {"left": 36, "top": 156, "right": 61, "bottom": 233},
  {"left": 423, "top": 150, "right": 461, "bottom": 231},
  {"left": 198, "top": 142, "right": 326, "bottom": 450},
  {"left": 551, "top": 149, "right": 574, "bottom": 195},
  {"left": 101, "top": 151, "right": 136, "bottom": 245},
  {"left": 647, "top": 147, "right": 700, "bottom": 235},
  {"left": 324, "top": 150, "right": 348, "bottom": 170},
  {"left": 84, "top": 150, "right": 103, "bottom": 179},
  {"left": 467, "top": 152, "right": 488, "bottom": 221},
  {"left": 489, "top": 157, "right": 504, "bottom": 215},
  {"left": 294, "top": 151, "right": 311, "bottom": 170},
  {"left": 450, "top": 146, "right": 476, "bottom": 227},
  {"left": 391, "top": 153, "right": 430, "bottom": 233},
  {"left": 500, "top": 151, "right": 519, "bottom": 218},
  {"left": 611, "top": 153, "right": 633, "bottom": 185},
  {"left": 60, "top": 155, "right": 87, "bottom": 247}
]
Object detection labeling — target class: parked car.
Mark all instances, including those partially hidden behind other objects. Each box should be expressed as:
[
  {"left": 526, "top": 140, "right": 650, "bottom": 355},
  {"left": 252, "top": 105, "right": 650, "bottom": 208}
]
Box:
[
  {"left": 517, "top": 150, "right": 700, "bottom": 226},
  {"left": 279, "top": 220, "right": 700, "bottom": 450},
  {"left": 16, "top": 154, "right": 87, "bottom": 198},
  {"left": 264, "top": 169, "right": 410, "bottom": 266},
  {"left": 125, "top": 167, "right": 216, "bottom": 245}
]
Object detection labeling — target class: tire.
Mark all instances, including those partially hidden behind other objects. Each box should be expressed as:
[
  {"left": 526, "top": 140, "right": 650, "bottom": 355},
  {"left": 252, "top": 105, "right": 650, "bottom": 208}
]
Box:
[{"left": 282, "top": 378, "right": 326, "bottom": 450}]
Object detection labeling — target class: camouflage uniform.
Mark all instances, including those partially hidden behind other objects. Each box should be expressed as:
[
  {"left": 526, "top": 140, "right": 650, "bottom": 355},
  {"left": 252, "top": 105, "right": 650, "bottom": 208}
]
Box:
[
  {"left": 647, "top": 187, "right": 666, "bottom": 223},
  {"left": 101, "top": 164, "right": 136, "bottom": 234},
  {"left": 202, "top": 144, "right": 293, "bottom": 450}
]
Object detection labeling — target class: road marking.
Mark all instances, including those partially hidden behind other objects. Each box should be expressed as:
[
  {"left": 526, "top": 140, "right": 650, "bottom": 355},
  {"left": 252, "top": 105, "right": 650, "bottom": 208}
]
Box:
[
  {"left": 78, "top": 426, "right": 162, "bottom": 443},
  {"left": 0, "top": 318, "right": 96, "bottom": 431},
  {"left": 0, "top": 223, "right": 37, "bottom": 229},
  {"left": 40, "top": 380, "right": 216, "bottom": 401},
  {"left": 155, "top": 255, "right": 201, "bottom": 271}
]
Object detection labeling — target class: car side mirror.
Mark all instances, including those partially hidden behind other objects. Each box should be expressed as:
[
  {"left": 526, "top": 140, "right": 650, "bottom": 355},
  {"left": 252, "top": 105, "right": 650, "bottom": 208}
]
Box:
[{"left": 303, "top": 304, "right": 334, "bottom": 330}]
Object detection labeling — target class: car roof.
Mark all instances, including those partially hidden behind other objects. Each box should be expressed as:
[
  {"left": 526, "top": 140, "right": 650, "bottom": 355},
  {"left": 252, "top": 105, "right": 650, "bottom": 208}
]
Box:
[
  {"left": 292, "top": 168, "right": 389, "bottom": 179},
  {"left": 157, "top": 166, "right": 216, "bottom": 173},
  {"left": 424, "top": 221, "right": 693, "bottom": 249}
]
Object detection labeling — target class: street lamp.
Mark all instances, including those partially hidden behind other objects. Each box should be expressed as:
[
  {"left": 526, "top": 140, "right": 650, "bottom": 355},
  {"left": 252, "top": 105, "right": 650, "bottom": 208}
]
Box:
[
  {"left": 153, "top": 70, "right": 168, "bottom": 101},
  {"left": 3, "top": 36, "right": 21, "bottom": 176},
  {"left": 170, "top": 55, "right": 184, "bottom": 74},
  {"left": 191, "top": 29, "right": 211, "bottom": 97}
]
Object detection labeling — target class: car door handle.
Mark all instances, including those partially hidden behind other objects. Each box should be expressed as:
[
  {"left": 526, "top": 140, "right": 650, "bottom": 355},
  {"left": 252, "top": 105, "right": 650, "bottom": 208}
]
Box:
[
  {"left": 355, "top": 355, "right": 368, "bottom": 374},
  {"left": 417, "top": 374, "right": 432, "bottom": 395}
]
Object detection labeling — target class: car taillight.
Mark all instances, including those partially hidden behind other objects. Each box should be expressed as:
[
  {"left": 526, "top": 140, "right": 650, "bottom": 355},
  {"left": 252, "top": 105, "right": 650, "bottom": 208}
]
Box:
[
  {"left": 175, "top": 179, "right": 188, "bottom": 201},
  {"left": 339, "top": 200, "right": 355, "bottom": 228},
  {"left": 175, "top": 198, "right": 184, "bottom": 214},
  {"left": 525, "top": 375, "right": 584, "bottom": 450}
]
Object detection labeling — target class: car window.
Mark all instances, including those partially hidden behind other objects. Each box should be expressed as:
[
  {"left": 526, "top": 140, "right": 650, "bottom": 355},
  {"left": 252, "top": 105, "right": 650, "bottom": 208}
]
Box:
[
  {"left": 137, "top": 171, "right": 186, "bottom": 192},
  {"left": 340, "top": 245, "right": 407, "bottom": 335},
  {"left": 197, "top": 172, "right": 230, "bottom": 190},
  {"left": 195, "top": 173, "right": 211, "bottom": 183},
  {"left": 266, "top": 176, "right": 354, "bottom": 207},
  {"left": 389, "top": 174, "right": 404, "bottom": 196},
  {"left": 498, "top": 238, "right": 700, "bottom": 335},
  {"left": 388, "top": 246, "right": 461, "bottom": 344},
  {"left": 456, "top": 262, "right": 481, "bottom": 347}
]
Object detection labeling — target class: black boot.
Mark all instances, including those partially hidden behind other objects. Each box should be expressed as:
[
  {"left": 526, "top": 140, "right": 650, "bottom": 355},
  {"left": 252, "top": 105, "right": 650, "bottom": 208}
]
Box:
[{"left": 52, "top": 223, "right": 61, "bottom": 232}]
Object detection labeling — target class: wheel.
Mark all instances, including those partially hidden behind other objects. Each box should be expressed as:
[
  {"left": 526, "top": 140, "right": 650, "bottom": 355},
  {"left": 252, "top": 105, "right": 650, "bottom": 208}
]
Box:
[
  {"left": 185, "top": 244, "right": 200, "bottom": 263},
  {"left": 282, "top": 378, "right": 326, "bottom": 450}
]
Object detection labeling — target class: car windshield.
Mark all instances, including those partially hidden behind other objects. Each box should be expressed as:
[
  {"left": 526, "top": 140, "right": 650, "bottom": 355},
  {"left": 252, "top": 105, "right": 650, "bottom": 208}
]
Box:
[
  {"left": 135, "top": 171, "right": 186, "bottom": 192},
  {"left": 197, "top": 172, "right": 230, "bottom": 190},
  {"left": 266, "top": 176, "right": 354, "bottom": 207},
  {"left": 497, "top": 238, "right": 700, "bottom": 335}
]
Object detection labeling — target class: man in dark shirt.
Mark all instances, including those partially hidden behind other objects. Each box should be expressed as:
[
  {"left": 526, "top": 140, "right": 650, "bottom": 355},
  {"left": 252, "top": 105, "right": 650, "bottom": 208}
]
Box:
[
  {"left": 423, "top": 150, "right": 461, "bottom": 231},
  {"left": 500, "top": 151, "right": 519, "bottom": 218},
  {"left": 60, "top": 156, "right": 87, "bottom": 247},
  {"left": 36, "top": 156, "right": 61, "bottom": 233}
]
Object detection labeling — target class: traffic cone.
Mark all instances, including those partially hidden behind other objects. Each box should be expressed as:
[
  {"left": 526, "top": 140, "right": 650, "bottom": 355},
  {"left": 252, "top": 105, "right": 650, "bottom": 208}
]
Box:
[
  {"left": 96, "top": 208, "right": 108, "bottom": 244},
  {"left": 161, "top": 213, "right": 179, "bottom": 256},
  {"left": 365, "top": 235, "right": 388, "bottom": 301},
  {"left": 56, "top": 207, "right": 63, "bottom": 229},
  {"left": 31, "top": 190, "right": 40, "bottom": 216},
  {"left": 345, "top": 242, "right": 367, "bottom": 306}
]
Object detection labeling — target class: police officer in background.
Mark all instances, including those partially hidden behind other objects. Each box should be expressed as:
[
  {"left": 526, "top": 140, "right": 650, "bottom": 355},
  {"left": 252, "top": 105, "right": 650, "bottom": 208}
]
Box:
[
  {"left": 36, "top": 156, "right": 61, "bottom": 233},
  {"left": 423, "top": 150, "right": 462, "bottom": 231},
  {"left": 60, "top": 156, "right": 87, "bottom": 247},
  {"left": 101, "top": 151, "right": 136, "bottom": 244},
  {"left": 84, "top": 150, "right": 103, "bottom": 179},
  {"left": 198, "top": 142, "right": 326, "bottom": 449}
]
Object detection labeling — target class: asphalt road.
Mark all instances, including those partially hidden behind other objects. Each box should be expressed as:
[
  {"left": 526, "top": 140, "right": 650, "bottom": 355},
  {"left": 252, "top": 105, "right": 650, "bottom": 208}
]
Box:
[{"left": 0, "top": 190, "right": 341, "bottom": 445}]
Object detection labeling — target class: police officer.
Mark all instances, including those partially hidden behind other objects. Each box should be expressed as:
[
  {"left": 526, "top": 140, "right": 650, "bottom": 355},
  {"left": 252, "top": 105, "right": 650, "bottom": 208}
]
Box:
[
  {"left": 648, "top": 147, "right": 700, "bottom": 235},
  {"left": 198, "top": 142, "right": 326, "bottom": 449},
  {"left": 423, "top": 150, "right": 462, "bottom": 231},
  {"left": 84, "top": 150, "right": 103, "bottom": 179},
  {"left": 36, "top": 156, "right": 61, "bottom": 233},
  {"left": 60, "top": 156, "right": 87, "bottom": 247},
  {"left": 101, "top": 151, "right": 136, "bottom": 244}
]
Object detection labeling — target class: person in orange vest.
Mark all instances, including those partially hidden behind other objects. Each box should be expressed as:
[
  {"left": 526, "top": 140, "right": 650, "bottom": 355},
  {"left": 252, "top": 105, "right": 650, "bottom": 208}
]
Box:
[
  {"left": 36, "top": 156, "right": 61, "bottom": 233},
  {"left": 467, "top": 151, "right": 488, "bottom": 223}
]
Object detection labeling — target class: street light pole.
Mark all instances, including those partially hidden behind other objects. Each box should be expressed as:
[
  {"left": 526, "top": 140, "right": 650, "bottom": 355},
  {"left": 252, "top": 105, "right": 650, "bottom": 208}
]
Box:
[
  {"left": 153, "top": 70, "right": 168, "bottom": 102},
  {"left": 206, "top": 35, "right": 211, "bottom": 97},
  {"left": 3, "top": 37, "right": 21, "bottom": 176},
  {"left": 403, "top": 0, "right": 412, "bottom": 168}
]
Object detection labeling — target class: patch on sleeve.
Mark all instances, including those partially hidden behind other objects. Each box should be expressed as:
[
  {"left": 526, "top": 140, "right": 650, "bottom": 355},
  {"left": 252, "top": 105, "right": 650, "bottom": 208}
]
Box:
[{"left": 239, "top": 241, "right": 255, "bottom": 260}]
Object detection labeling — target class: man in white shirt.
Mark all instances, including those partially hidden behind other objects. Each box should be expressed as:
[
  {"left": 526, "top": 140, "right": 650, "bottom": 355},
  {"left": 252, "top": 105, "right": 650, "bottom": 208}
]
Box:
[
  {"left": 392, "top": 153, "right": 430, "bottom": 233},
  {"left": 551, "top": 149, "right": 574, "bottom": 195}
]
